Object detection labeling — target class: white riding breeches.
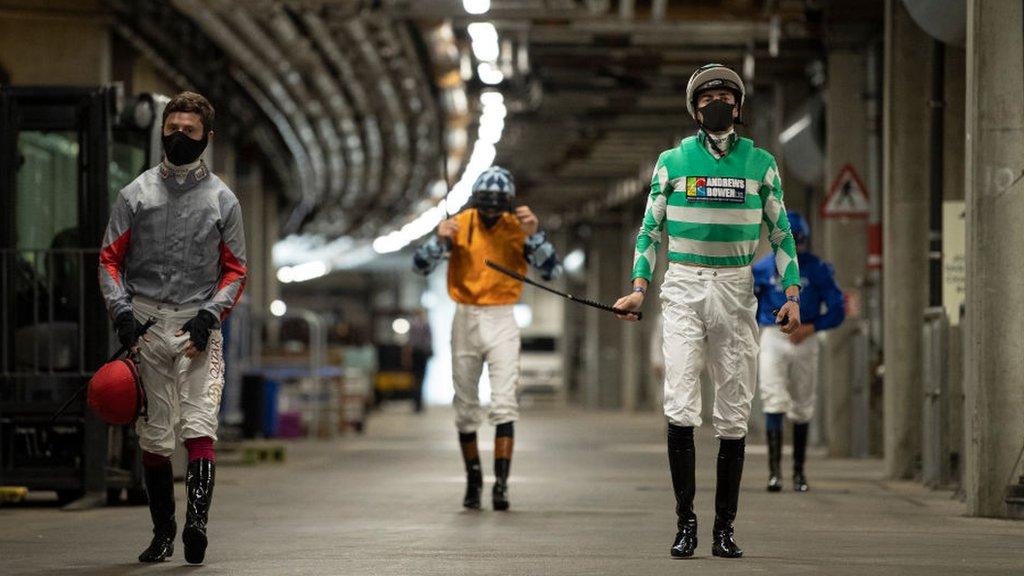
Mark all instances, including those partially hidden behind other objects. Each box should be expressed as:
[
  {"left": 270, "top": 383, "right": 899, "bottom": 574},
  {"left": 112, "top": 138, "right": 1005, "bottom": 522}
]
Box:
[
  {"left": 758, "top": 326, "right": 819, "bottom": 423},
  {"left": 132, "top": 297, "right": 224, "bottom": 457},
  {"left": 451, "top": 304, "right": 520, "bottom": 432},
  {"left": 660, "top": 265, "right": 759, "bottom": 439}
]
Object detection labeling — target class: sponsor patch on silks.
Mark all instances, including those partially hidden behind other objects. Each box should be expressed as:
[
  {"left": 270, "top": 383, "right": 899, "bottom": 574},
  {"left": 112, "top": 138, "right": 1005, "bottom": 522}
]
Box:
[{"left": 685, "top": 176, "right": 746, "bottom": 203}]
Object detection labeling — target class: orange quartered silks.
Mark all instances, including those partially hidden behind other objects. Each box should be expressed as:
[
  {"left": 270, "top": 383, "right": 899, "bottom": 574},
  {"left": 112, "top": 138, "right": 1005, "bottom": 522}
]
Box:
[{"left": 446, "top": 208, "right": 527, "bottom": 306}]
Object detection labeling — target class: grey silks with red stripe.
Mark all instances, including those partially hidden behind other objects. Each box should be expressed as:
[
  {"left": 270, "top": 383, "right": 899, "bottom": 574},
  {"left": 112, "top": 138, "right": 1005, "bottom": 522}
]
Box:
[{"left": 99, "top": 160, "right": 247, "bottom": 323}]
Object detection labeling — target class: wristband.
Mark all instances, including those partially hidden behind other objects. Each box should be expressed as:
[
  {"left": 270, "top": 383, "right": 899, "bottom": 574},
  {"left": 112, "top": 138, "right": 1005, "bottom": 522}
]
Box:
[
  {"left": 787, "top": 295, "right": 800, "bottom": 304},
  {"left": 633, "top": 286, "right": 647, "bottom": 295}
]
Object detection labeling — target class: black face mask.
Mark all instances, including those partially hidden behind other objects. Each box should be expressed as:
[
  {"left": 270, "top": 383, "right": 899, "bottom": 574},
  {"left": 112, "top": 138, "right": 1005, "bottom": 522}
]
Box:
[
  {"left": 162, "top": 130, "right": 209, "bottom": 166},
  {"left": 697, "top": 100, "right": 735, "bottom": 133},
  {"left": 472, "top": 191, "right": 513, "bottom": 214},
  {"left": 478, "top": 210, "right": 503, "bottom": 228}
]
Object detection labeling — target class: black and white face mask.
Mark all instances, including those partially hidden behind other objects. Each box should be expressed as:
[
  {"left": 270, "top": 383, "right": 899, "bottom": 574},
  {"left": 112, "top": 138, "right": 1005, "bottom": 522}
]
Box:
[
  {"left": 697, "top": 100, "right": 735, "bottom": 133},
  {"left": 162, "top": 130, "right": 209, "bottom": 166}
]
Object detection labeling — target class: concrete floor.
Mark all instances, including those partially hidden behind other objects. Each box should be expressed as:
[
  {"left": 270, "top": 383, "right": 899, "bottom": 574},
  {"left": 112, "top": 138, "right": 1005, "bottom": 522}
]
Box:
[{"left": 3, "top": 406, "right": 1024, "bottom": 576}]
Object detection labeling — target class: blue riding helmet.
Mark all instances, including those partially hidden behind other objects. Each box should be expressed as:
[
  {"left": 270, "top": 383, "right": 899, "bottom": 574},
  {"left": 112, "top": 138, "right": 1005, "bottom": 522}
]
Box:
[{"left": 788, "top": 211, "right": 809, "bottom": 243}]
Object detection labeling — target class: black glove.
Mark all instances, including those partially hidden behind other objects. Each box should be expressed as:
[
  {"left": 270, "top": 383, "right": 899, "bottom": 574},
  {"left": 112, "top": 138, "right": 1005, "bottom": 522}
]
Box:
[
  {"left": 181, "top": 310, "right": 218, "bottom": 352},
  {"left": 115, "top": 311, "right": 145, "bottom": 350}
]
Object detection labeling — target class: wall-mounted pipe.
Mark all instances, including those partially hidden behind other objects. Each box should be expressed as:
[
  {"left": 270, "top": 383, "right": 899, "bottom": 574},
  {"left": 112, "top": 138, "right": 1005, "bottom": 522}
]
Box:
[
  {"left": 232, "top": 71, "right": 315, "bottom": 208},
  {"left": 393, "top": 24, "right": 442, "bottom": 215},
  {"left": 109, "top": 4, "right": 300, "bottom": 205},
  {"left": 124, "top": 0, "right": 450, "bottom": 240},
  {"left": 264, "top": 8, "right": 348, "bottom": 205},
  {"left": 216, "top": 6, "right": 333, "bottom": 203},
  {"left": 172, "top": 0, "right": 327, "bottom": 211},
  {"left": 901, "top": 0, "right": 966, "bottom": 46},
  {"left": 866, "top": 40, "right": 884, "bottom": 360},
  {"left": 341, "top": 19, "right": 413, "bottom": 219},
  {"left": 302, "top": 11, "right": 381, "bottom": 213},
  {"left": 928, "top": 40, "right": 945, "bottom": 307}
]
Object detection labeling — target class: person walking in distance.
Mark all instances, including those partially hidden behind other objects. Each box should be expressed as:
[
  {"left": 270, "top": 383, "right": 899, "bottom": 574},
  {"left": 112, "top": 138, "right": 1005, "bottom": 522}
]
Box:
[
  {"left": 413, "top": 166, "right": 561, "bottom": 511},
  {"left": 754, "top": 211, "right": 845, "bottom": 493}
]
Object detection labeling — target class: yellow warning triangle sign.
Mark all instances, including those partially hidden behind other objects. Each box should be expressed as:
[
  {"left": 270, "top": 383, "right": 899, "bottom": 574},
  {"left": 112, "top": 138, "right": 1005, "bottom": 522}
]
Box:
[{"left": 822, "top": 164, "right": 870, "bottom": 218}]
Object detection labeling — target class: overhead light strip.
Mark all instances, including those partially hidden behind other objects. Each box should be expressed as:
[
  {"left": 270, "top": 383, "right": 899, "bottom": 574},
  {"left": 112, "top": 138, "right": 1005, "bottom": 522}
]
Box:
[{"left": 373, "top": 91, "right": 506, "bottom": 254}]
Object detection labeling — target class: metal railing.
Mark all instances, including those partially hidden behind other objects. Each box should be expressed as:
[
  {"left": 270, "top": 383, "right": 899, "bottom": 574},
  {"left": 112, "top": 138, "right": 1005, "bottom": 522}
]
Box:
[
  {"left": 1, "top": 248, "right": 109, "bottom": 415},
  {"left": 850, "top": 320, "right": 872, "bottom": 458},
  {"left": 1, "top": 249, "right": 102, "bottom": 378},
  {"left": 235, "top": 307, "right": 338, "bottom": 439}
]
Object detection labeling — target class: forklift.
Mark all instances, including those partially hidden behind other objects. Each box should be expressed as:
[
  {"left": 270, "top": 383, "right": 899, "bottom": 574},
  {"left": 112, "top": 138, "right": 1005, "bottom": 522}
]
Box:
[{"left": 0, "top": 85, "right": 168, "bottom": 508}]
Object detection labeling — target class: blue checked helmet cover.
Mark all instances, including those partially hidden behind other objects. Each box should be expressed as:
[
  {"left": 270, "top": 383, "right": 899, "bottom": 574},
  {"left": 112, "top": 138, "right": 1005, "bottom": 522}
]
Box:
[{"left": 471, "top": 166, "right": 515, "bottom": 212}]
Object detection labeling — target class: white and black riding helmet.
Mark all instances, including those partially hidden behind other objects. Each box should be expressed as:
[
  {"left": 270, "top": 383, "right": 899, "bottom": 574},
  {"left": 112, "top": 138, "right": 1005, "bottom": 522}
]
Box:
[
  {"left": 685, "top": 63, "right": 746, "bottom": 123},
  {"left": 471, "top": 166, "right": 516, "bottom": 213}
]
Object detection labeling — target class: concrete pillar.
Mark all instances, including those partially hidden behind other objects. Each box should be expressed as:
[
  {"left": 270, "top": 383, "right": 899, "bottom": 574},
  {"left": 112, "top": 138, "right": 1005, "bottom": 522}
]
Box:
[
  {"left": 619, "top": 208, "right": 642, "bottom": 412},
  {"left": 963, "top": 0, "right": 1024, "bottom": 518},
  {"left": 558, "top": 225, "right": 586, "bottom": 404},
  {"left": 640, "top": 280, "right": 663, "bottom": 412},
  {"left": 582, "top": 234, "right": 601, "bottom": 409},
  {"left": 821, "top": 49, "right": 869, "bottom": 458},
  {"left": 584, "top": 219, "right": 628, "bottom": 409},
  {"left": 264, "top": 181, "right": 282, "bottom": 348},
  {"left": 238, "top": 163, "right": 266, "bottom": 315},
  {"left": 562, "top": 273, "right": 586, "bottom": 404},
  {"left": 882, "top": 0, "right": 933, "bottom": 479},
  {"left": 211, "top": 139, "right": 237, "bottom": 190}
]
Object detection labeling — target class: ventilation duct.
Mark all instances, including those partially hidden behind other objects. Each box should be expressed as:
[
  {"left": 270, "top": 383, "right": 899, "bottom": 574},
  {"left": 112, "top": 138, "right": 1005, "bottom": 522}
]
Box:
[
  {"left": 778, "top": 95, "right": 825, "bottom": 188},
  {"left": 901, "top": 0, "right": 966, "bottom": 47}
]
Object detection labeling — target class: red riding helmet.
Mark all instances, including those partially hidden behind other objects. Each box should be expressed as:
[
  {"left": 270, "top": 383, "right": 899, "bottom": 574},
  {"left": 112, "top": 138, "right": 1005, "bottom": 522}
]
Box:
[{"left": 87, "top": 358, "right": 145, "bottom": 425}]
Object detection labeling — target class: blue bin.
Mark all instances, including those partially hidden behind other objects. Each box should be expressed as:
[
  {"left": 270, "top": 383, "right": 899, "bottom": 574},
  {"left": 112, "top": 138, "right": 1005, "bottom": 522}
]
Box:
[{"left": 262, "top": 378, "right": 280, "bottom": 438}]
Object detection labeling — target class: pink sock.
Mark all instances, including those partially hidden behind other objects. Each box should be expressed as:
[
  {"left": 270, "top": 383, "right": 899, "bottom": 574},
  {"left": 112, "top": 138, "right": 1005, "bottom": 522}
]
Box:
[
  {"left": 184, "top": 436, "right": 216, "bottom": 461},
  {"left": 142, "top": 451, "right": 171, "bottom": 468}
]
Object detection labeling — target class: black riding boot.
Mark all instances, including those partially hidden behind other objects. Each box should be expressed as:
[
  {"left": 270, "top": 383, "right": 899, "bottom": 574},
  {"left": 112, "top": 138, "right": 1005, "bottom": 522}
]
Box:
[
  {"left": 138, "top": 461, "right": 176, "bottom": 562},
  {"left": 182, "top": 459, "right": 215, "bottom": 564},
  {"left": 712, "top": 437, "right": 745, "bottom": 559},
  {"left": 493, "top": 458, "right": 511, "bottom": 510},
  {"left": 459, "top": 432, "right": 483, "bottom": 509},
  {"left": 793, "top": 422, "right": 809, "bottom": 492},
  {"left": 667, "top": 424, "right": 698, "bottom": 558},
  {"left": 493, "top": 422, "right": 514, "bottom": 511},
  {"left": 766, "top": 428, "right": 783, "bottom": 492}
]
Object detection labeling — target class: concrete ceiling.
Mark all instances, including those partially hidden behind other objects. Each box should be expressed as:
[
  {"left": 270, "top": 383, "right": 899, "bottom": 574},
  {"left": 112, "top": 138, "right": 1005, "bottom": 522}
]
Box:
[{"left": 112, "top": 0, "right": 882, "bottom": 240}]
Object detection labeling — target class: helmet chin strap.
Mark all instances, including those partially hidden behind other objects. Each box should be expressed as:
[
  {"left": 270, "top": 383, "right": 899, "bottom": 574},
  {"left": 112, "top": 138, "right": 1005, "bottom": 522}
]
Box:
[{"left": 696, "top": 120, "right": 733, "bottom": 156}]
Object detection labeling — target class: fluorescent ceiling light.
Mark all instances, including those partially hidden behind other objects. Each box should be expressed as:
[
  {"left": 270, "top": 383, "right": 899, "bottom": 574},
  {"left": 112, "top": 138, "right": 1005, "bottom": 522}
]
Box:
[
  {"left": 513, "top": 304, "right": 533, "bottom": 328},
  {"left": 270, "top": 299, "right": 287, "bottom": 317},
  {"left": 477, "top": 62, "right": 504, "bottom": 85},
  {"left": 467, "top": 22, "right": 497, "bottom": 42},
  {"left": 778, "top": 114, "right": 812, "bottom": 145},
  {"left": 463, "top": 0, "right": 490, "bottom": 15},
  {"left": 468, "top": 22, "right": 499, "bottom": 62},
  {"left": 373, "top": 92, "right": 508, "bottom": 254},
  {"left": 563, "top": 248, "right": 586, "bottom": 274},
  {"left": 472, "top": 39, "right": 500, "bottom": 63},
  {"left": 480, "top": 91, "right": 504, "bottom": 106},
  {"left": 277, "top": 260, "right": 328, "bottom": 283},
  {"left": 392, "top": 318, "right": 411, "bottom": 335}
]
